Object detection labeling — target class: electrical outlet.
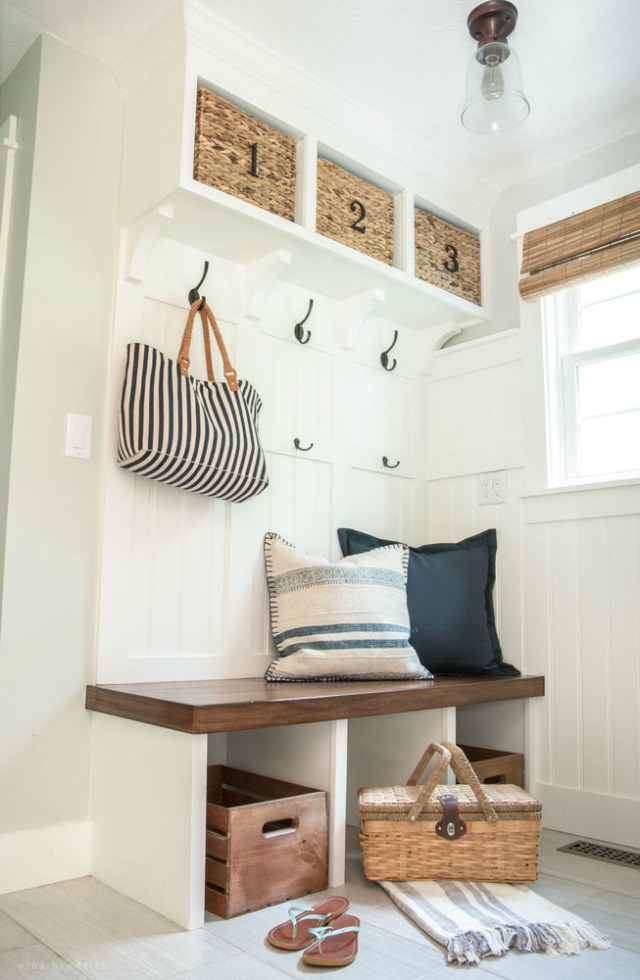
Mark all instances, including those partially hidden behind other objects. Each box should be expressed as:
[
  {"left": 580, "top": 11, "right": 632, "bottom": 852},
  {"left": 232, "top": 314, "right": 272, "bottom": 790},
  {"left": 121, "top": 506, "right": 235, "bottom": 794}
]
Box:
[{"left": 478, "top": 471, "right": 507, "bottom": 505}]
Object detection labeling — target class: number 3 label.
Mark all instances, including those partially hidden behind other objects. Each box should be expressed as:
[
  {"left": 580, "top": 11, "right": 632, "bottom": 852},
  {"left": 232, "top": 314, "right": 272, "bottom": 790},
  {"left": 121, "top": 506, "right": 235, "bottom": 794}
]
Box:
[{"left": 444, "top": 244, "right": 459, "bottom": 273}]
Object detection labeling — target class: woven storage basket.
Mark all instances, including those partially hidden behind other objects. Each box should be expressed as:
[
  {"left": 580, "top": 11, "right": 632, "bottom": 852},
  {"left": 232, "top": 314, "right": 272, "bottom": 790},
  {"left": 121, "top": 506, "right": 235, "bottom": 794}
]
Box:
[
  {"left": 358, "top": 742, "right": 540, "bottom": 882},
  {"left": 415, "top": 207, "right": 481, "bottom": 305},
  {"left": 316, "top": 157, "right": 394, "bottom": 265},
  {"left": 194, "top": 87, "right": 296, "bottom": 221}
]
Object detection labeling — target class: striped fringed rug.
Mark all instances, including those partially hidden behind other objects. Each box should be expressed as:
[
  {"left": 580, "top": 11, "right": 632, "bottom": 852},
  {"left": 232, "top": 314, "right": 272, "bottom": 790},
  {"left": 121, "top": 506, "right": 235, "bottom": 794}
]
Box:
[{"left": 380, "top": 880, "right": 611, "bottom": 966}]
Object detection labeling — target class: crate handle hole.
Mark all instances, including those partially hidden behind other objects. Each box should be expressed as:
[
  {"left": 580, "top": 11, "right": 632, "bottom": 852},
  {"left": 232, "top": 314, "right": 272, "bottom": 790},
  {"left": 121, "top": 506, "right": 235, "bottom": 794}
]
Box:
[{"left": 262, "top": 817, "right": 299, "bottom": 838}]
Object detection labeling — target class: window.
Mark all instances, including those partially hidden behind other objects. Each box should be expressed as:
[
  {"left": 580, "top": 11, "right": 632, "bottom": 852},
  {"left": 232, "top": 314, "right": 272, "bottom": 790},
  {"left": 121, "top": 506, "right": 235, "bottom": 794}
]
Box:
[{"left": 542, "top": 265, "right": 640, "bottom": 486}]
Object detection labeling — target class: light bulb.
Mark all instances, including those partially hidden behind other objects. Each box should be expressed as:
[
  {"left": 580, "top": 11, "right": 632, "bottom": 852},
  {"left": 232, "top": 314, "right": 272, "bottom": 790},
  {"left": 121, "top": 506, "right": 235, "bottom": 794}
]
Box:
[{"left": 481, "top": 65, "right": 505, "bottom": 101}]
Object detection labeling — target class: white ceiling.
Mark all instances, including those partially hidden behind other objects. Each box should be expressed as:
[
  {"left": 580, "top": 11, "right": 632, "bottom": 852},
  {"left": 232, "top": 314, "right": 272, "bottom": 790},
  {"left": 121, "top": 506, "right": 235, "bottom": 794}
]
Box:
[{"left": 2, "top": 0, "right": 640, "bottom": 192}]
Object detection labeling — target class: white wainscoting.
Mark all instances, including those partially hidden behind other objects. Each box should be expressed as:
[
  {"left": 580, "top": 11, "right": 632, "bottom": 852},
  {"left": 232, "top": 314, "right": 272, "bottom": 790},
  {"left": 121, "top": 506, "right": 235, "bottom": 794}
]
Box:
[
  {"left": 525, "top": 510, "right": 640, "bottom": 848},
  {"left": 425, "top": 329, "right": 640, "bottom": 847},
  {"left": 96, "top": 242, "right": 431, "bottom": 683}
]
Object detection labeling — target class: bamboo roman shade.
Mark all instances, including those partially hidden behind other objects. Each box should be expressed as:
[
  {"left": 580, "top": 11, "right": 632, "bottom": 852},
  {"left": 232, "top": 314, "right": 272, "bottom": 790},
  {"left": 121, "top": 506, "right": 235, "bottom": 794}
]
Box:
[{"left": 519, "top": 190, "right": 640, "bottom": 302}]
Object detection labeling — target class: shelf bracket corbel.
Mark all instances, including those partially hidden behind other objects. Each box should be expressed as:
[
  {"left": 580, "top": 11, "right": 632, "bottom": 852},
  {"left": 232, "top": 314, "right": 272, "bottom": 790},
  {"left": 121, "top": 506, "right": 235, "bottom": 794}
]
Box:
[
  {"left": 244, "top": 249, "right": 292, "bottom": 320},
  {"left": 335, "top": 287, "right": 385, "bottom": 350},
  {"left": 123, "top": 202, "right": 175, "bottom": 283}
]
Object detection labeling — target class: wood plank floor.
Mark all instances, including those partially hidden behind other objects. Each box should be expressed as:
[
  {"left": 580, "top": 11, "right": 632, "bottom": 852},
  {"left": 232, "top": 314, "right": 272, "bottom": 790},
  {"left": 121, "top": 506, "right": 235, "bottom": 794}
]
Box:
[{"left": 0, "top": 828, "right": 638, "bottom": 979}]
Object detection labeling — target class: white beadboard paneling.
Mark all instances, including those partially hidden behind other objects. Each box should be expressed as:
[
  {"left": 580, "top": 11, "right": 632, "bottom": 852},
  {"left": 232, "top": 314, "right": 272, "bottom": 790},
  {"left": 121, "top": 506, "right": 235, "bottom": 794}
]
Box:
[
  {"left": 179, "top": 491, "right": 230, "bottom": 656},
  {"left": 426, "top": 360, "right": 524, "bottom": 477},
  {"left": 524, "top": 509, "right": 640, "bottom": 840},
  {"left": 348, "top": 468, "right": 416, "bottom": 544},
  {"left": 265, "top": 453, "right": 334, "bottom": 556},
  {"left": 343, "top": 362, "right": 415, "bottom": 463},
  {"left": 225, "top": 496, "right": 271, "bottom": 675},
  {"left": 426, "top": 334, "right": 524, "bottom": 480},
  {"left": 608, "top": 516, "right": 640, "bottom": 800},
  {"left": 548, "top": 521, "right": 582, "bottom": 789},
  {"left": 524, "top": 525, "right": 554, "bottom": 786},
  {"left": 259, "top": 333, "right": 334, "bottom": 453},
  {"left": 148, "top": 483, "right": 189, "bottom": 656},
  {"left": 577, "top": 520, "right": 611, "bottom": 795}
]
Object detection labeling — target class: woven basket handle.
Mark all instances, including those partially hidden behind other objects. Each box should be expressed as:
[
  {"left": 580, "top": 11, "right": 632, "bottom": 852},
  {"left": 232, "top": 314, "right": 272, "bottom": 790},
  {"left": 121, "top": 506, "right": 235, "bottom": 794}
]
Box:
[
  {"left": 177, "top": 300, "right": 239, "bottom": 392},
  {"left": 442, "top": 741, "right": 498, "bottom": 822},
  {"left": 405, "top": 743, "right": 451, "bottom": 823},
  {"left": 406, "top": 741, "right": 452, "bottom": 787},
  {"left": 407, "top": 742, "right": 498, "bottom": 823}
]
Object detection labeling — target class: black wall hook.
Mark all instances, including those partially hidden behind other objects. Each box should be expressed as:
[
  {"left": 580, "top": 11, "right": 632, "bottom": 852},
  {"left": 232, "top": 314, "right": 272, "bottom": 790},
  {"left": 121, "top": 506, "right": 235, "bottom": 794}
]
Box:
[
  {"left": 380, "top": 330, "right": 398, "bottom": 372},
  {"left": 382, "top": 456, "right": 400, "bottom": 469},
  {"left": 294, "top": 299, "right": 313, "bottom": 344},
  {"left": 294, "top": 438, "right": 314, "bottom": 452},
  {"left": 189, "top": 261, "right": 209, "bottom": 310}
]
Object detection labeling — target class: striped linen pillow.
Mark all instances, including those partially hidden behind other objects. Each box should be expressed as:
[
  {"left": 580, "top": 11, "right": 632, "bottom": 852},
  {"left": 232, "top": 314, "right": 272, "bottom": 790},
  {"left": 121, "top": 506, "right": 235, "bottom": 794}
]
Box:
[{"left": 264, "top": 532, "right": 432, "bottom": 682}]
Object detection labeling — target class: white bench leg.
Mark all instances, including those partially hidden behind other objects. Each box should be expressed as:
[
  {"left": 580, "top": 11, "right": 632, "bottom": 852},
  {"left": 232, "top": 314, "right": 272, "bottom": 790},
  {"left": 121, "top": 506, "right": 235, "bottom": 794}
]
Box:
[{"left": 90, "top": 713, "right": 207, "bottom": 929}]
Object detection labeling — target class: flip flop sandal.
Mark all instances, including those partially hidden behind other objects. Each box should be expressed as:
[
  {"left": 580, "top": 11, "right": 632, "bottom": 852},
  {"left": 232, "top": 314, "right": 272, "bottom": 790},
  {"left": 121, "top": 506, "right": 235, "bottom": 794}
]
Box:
[
  {"left": 301, "top": 913, "right": 360, "bottom": 967},
  {"left": 266, "top": 897, "right": 350, "bottom": 951}
]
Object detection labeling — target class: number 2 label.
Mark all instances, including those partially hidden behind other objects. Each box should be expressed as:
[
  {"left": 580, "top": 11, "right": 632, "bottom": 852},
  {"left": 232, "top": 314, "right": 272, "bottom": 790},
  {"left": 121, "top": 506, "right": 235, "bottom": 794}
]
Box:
[{"left": 350, "top": 199, "right": 366, "bottom": 234}]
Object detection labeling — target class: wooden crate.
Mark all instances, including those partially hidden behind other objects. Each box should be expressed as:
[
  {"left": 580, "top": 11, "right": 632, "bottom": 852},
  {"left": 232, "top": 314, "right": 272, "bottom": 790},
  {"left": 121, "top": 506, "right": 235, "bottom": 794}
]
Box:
[
  {"left": 316, "top": 157, "right": 394, "bottom": 265},
  {"left": 414, "top": 207, "right": 481, "bottom": 305},
  {"left": 458, "top": 745, "right": 524, "bottom": 787},
  {"left": 193, "top": 87, "right": 297, "bottom": 221},
  {"left": 204, "top": 766, "right": 328, "bottom": 919}
]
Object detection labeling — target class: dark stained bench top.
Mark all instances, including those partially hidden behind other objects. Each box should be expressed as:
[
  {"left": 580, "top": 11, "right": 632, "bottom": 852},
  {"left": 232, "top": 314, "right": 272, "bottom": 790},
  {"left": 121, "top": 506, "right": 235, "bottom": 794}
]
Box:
[{"left": 86, "top": 674, "right": 545, "bottom": 735}]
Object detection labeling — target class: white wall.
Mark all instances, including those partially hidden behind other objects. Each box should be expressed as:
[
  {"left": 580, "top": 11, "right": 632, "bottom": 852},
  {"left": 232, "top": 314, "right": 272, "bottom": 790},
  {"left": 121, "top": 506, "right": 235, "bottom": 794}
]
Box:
[
  {"left": 424, "top": 321, "right": 640, "bottom": 849},
  {"left": 0, "top": 36, "right": 122, "bottom": 891}
]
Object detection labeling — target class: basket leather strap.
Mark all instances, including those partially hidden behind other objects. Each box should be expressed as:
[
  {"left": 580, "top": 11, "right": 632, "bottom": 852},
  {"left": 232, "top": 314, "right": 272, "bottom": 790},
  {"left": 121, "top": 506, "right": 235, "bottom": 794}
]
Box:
[{"left": 177, "top": 299, "right": 239, "bottom": 392}]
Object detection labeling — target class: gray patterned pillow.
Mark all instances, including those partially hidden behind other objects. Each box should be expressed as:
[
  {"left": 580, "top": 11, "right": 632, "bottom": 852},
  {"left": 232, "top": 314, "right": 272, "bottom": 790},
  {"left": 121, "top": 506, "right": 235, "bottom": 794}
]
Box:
[{"left": 263, "top": 532, "right": 432, "bottom": 682}]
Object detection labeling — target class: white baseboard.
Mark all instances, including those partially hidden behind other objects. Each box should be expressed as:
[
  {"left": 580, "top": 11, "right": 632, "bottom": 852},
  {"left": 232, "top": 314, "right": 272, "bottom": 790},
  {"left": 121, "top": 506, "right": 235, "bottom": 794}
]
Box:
[
  {"left": 533, "top": 782, "right": 640, "bottom": 849},
  {"left": 0, "top": 820, "right": 92, "bottom": 895}
]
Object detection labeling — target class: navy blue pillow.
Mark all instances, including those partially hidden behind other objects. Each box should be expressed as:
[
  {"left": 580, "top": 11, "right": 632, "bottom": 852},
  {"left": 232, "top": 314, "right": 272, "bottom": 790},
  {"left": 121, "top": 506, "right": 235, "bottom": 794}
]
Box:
[{"left": 337, "top": 528, "right": 519, "bottom": 676}]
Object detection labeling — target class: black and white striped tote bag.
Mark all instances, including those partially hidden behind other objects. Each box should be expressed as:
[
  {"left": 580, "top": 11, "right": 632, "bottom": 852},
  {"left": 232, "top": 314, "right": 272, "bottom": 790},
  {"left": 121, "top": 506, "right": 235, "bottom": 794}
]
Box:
[{"left": 117, "top": 300, "right": 269, "bottom": 502}]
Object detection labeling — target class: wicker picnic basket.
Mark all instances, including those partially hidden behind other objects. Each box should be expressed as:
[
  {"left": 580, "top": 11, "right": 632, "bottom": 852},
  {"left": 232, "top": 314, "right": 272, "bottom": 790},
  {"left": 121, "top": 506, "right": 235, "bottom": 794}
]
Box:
[{"left": 358, "top": 742, "right": 541, "bottom": 882}]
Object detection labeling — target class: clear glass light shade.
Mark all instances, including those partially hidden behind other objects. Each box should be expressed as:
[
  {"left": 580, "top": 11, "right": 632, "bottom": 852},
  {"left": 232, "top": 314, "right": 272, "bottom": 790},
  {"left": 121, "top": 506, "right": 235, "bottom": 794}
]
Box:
[{"left": 461, "top": 41, "right": 530, "bottom": 133}]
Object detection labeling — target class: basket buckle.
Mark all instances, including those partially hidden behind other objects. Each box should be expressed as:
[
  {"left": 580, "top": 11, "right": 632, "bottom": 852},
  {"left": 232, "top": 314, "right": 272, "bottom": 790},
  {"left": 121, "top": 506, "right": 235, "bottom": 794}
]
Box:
[{"left": 435, "top": 794, "right": 467, "bottom": 840}]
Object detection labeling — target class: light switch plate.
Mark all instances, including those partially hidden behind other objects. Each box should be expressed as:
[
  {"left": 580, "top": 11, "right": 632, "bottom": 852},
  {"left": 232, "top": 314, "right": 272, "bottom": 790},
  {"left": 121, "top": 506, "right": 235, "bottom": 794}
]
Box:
[{"left": 65, "top": 413, "right": 92, "bottom": 460}]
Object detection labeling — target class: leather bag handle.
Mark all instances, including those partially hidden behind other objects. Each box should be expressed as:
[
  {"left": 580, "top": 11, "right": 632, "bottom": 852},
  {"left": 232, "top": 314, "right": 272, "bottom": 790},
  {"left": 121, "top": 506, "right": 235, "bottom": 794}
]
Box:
[
  {"left": 177, "top": 300, "right": 239, "bottom": 392},
  {"left": 407, "top": 741, "right": 498, "bottom": 823}
]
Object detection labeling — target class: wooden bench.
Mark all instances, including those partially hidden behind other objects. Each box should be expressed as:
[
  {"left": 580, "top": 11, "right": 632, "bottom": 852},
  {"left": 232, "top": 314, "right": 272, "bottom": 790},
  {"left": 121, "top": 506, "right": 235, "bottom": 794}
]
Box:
[
  {"left": 86, "top": 674, "right": 544, "bottom": 930},
  {"left": 86, "top": 673, "right": 545, "bottom": 732}
]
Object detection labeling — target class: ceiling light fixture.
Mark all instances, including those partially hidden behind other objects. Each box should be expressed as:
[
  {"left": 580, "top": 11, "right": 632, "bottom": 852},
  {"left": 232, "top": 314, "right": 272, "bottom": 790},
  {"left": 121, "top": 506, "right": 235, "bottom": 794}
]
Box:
[{"left": 461, "top": 1, "right": 529, "bottom": 134}]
